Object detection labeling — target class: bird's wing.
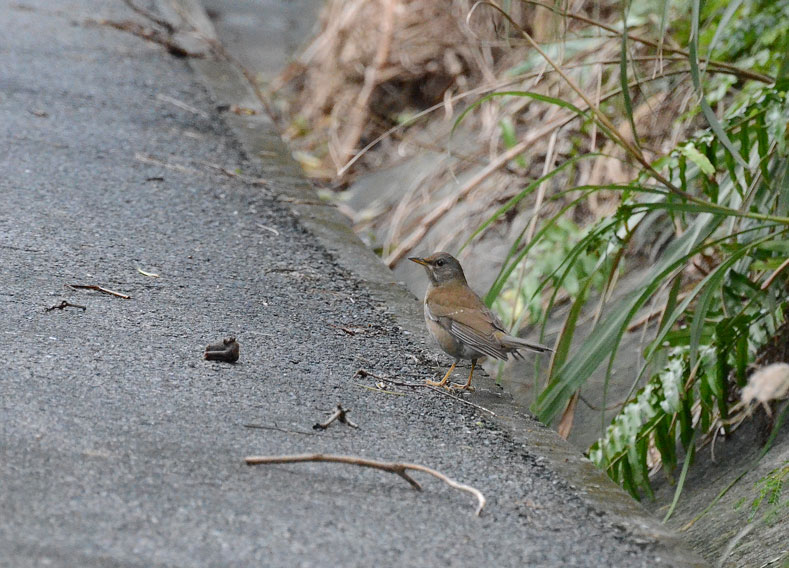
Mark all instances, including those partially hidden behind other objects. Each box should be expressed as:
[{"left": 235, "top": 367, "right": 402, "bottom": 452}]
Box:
[{"left": 426, "top": 284, "right": 509, "bottom": 360}]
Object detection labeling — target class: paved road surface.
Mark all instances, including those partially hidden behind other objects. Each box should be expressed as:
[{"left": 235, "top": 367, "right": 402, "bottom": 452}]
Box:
[{"left": 0, "top": 1, "right": 702, "bottom": 566}]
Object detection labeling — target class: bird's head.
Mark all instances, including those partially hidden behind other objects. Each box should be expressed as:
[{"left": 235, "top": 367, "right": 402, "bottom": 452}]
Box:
[{"left": 409, "top": 252, "right": 467, "bottom": 287}]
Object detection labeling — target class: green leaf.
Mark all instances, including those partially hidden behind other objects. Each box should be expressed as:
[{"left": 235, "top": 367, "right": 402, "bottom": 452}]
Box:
[
  {"left": 679, "top": 393, "right": 694, "bottom": 452},
  {"left": 703, "top": 0, "right": 744, "bottom": 83},
  {"left": 755, "top": 240, "right": 789, "bottom": 253},
  {"left": 680, "top": 143, "right": 716, "bottom": 177},
  {"left": 714, "top": 351, "right": 730, "bottom": 424},
  {"left": 777, "top": 41, "right": 789, "bottom": 90},
  {"left": 499, "top": 117, "right": 527, "bottom": 169},
  {"left": 500, "top": 117, "right": 517, "bottom": 149},
  {"left": 653, "top": 414, "right": 676, "bottom": 473},
  {"left": 663, "top": 428, "right": 697, "bottom": 522},
  {"left": 533, "top": 212, "right": 722, "bottom": 423},
  {"left": 620, "top": 459, "right": 641, "bottom": 500},
  {"left": 735, "top": 332, "right": 749, "bottom": 387},
  {"left": 658, "top": 275, "right": 683, "bottom": 337},
  {"left": 688, "top": 0, "right": 748, "bottom": 170},
  {"left": 627, "top": 434, "right": 648, "bottom": 498},
  {"left": 688, "top": 248, "right": 752, "bottom": 371},
  {"left": 756, "top": 112, "right": 770, "bottom": 181},
  {"left": 452, "top": 91, "right": 588, "bottom": 137},
  {"left": 549, "top": 273, "right": 593, "bottom": 376},
  {"left": 620, "top": 0, "right": 640, "bottom": 149},
  {"left": 637, "top": 435, "right": 654, "bottom": 499},
  {"left": 460, "top": 155, "right": 601, "bottom": 254},
  {"left": 723, "top": 146, "right": 745, "bottom": 197}
]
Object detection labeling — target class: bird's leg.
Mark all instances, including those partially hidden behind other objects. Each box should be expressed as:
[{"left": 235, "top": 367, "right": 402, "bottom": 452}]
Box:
[
  {"left": 426, "top": 361, "right": 457, "bottom": 388},
  {"left": 450, "top": 359, "right": 476, "bottom": 391}
]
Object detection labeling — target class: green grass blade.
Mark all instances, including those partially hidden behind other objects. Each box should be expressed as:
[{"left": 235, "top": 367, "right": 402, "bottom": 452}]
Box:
[
  {"left": 459, "top": 154, "right": 601, "bottom": 253},
  {"left": 619, "top": 0, "right": 640, "bottom": 148},
  {"left": 483, "top": 187, "right": 628, "bottom": 305},
  {"left": 452, "top": 91, "right": 587, "bottom": 137},
  {"left": 657, "top": 0, "right": 670, "bottom": 64},
  {"left": 534, "top": 213, "right": 721, "bottom": 423},
  {"left": 653, "top": 414, "right": 677, "bottom": 474},
  {"left": 548, "top": 275, "right": 593, "bottom": 377},
  {"left": 663, "top": 428, "right": 697, "bottom": 522},
  {"left": 688, "top": 0, "right": 748, "bottom": 169},
  {"left": 658, "top": 274, "right": 683, "bottom": 337},
  {"left": 688, "top": 250, "right": 745, "bottom": 370},
  {"left": 703, "top": 0, "right": 744, "bottom": 83}
]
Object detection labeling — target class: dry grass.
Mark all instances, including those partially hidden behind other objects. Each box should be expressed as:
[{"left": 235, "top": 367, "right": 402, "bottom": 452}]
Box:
[
  {"left": 276, "top": 0, "right": 532, "bottom": 174},
  {"left": 273, "top": 0, "right": 704, "bottom": 272}
]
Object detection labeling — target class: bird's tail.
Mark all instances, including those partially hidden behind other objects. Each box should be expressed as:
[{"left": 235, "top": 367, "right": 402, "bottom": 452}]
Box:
[{"left": 499, "top": 334, "right": 553, "bottom": 353}]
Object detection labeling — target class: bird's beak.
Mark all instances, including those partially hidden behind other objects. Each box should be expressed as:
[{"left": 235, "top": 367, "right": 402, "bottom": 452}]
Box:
[{"left": 409, "top": 257, "right": 428, "bottom": 266}]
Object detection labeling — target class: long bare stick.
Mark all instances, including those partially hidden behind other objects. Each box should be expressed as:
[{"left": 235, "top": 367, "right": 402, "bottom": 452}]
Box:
[{"left": 244, "top": 453, "right": 486, "bottom": 516}]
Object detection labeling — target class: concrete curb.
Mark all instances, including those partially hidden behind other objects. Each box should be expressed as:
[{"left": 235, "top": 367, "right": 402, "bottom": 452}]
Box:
[{"left": 158, "top": 1, "right": 707, "bottom": 565}]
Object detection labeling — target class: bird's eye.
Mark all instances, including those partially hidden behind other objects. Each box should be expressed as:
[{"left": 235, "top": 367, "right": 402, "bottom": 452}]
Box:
[{"left": 436, "top": 259, "right": 445, "bottom": 267}]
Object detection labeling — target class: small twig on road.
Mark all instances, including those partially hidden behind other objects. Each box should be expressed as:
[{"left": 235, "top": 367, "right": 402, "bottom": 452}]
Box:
[
  {"left": 244, "top": 453, "right": 486, "bottom": 516},
  {"left": 44, "top": 301, "right": 86, "bottom": 313},
  {"left": 314, "top": 404, "right": 359, "bottom": 430},
  {"left": 354, "top": 369, "right": 496, "bottom": 416},
  {"left": 328, "top": 323, "right": 362, "bottom": 336},
  {"left": 67, "top": 284, "right": 131, "bottom": 299},
  {"left": 257, "top": 223, "right": 280, "bottom": 236},
  {"left": 216, "top": 104, "right": 259, "bottom": 116}
]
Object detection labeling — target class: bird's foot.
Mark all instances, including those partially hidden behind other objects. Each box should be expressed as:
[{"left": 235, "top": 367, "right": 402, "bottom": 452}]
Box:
[
  {"left": 449, "top": 382, "right": 475, "bottom": 392},
  {"left": 426, "top": 362, "right": 457, "bottom": 389}
]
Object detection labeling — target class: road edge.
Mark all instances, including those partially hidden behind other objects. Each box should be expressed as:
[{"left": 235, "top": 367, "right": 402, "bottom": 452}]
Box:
[{"left": 156, "top": 2, "right": 707, "bottom": 565}]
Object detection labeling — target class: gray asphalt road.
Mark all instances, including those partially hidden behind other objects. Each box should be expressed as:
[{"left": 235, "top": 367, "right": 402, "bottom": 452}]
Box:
[{"left": 0, "top": 1, "right": 700, "bottom": 566}]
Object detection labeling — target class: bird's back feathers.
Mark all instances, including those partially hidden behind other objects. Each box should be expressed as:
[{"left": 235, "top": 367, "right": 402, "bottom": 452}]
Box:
[{"left": 425, "top": 282, "right": 551, "bottom": 359}]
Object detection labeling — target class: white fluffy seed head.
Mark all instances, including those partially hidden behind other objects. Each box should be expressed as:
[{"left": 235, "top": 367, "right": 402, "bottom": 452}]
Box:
[{"left": 742, "top": 362, "right": 789, "bottom": 405}]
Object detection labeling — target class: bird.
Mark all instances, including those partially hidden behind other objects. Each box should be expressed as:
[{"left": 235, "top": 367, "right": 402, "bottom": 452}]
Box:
[{"left": 409, "top": 252, "right": 552, "bottom": 390}]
